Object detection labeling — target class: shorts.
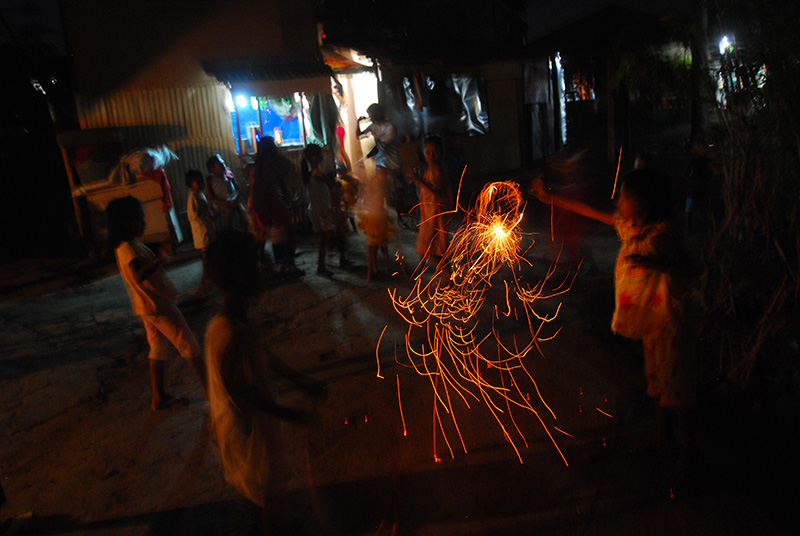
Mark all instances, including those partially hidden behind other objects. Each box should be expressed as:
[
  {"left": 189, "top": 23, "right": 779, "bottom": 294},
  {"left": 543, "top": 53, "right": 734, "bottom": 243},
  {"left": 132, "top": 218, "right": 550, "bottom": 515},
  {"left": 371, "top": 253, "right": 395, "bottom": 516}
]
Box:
[{"left": 140, "top": 304, "right": 201, "bottom": 361}]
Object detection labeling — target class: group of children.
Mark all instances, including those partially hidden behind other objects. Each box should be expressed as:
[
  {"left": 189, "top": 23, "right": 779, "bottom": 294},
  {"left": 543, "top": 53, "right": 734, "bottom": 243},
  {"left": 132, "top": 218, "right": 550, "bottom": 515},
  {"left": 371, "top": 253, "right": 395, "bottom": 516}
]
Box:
[
  {"left": 105, "top": 112, "right": 702, "bottom": 532},
  {"left": 181, "top": 102, "right": 457, "bottom": 284},
  {"left": 99, "top": 129, "right": 459, "bottom": 531},
  {"left": 107, "top": 195, "right": 318, "bottom": 534}
]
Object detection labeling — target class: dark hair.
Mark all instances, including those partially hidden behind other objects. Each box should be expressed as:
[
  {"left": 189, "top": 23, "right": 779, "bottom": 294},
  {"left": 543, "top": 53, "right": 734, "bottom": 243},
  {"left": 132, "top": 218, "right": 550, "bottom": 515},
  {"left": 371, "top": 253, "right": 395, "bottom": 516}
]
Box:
[
  {"left": 205, "top": 231, "right": 258, "bottom": 292},
  {"left": 333, "top": 78, "right": 344, "bottom": 99},
  {"left": 256, "top": 136, "right": 279, "bottom": 158},
  {"left": 366, "top": 103, "right": 385, "bottom": 121},
  {"left": 206, "top": 153, "right": 223, "bottom": 172},
  {"left": 303, "top": 143, "right": 323, "bottom": 162},
  {"left": 106, "top": 196, "right": 143, "bottom": 247},
  {"left": 184, "top": 168, "right": 205, "bottom": 189},
  {"left": 423, "top": 135, "right": 443, "bottom": 155},
  {"left": 620, "top": 168, "right": 674, "bottom": 224}
]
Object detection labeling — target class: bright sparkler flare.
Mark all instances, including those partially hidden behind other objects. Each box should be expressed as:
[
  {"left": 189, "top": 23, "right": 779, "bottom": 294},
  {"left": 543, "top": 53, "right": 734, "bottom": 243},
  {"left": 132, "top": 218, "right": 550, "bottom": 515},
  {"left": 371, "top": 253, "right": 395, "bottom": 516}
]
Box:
[{"left": 387, "top": 181, "right": 576, "bottom": 464}]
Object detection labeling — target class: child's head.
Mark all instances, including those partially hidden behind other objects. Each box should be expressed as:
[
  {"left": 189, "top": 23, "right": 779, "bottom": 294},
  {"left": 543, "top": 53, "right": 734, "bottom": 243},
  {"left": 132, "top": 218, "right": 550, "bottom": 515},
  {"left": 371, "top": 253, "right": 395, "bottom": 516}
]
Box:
[
  {"left": 256, "top": 136, "right": 279, "bottom": 157},
  {"left": 185, "top": 169, "right": 205, "bottom": 191},
  {"left": 423, "top": 135, "right": 443, "bottom": 164},
  {"left": 106, "top": 196, "right": 145, "bottom": 246},
  {"left": 303, "top": 143, "right": 324, "bottom": 167},
  {"left": 618, "top": 169, "right": 673, "bottom": 224},
  {"left": 206, "top": 231, "right": 259, "bottom": 296},
  {"left": 206, "top": 154, "right": 225, "bottom": 175},
  {"left": 366, "top": 103, "right": 385, "bottom": 122},
  {"left": 633, "top": 152, "right": 651, "bottom": 170}
]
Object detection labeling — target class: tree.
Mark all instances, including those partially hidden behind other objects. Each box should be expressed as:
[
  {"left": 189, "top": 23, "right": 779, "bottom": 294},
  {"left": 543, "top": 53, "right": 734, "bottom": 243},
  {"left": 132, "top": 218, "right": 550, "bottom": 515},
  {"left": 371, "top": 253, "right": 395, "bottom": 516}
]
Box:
[{"left": 700, "top": 0, "right": 800, "bottom": 413}]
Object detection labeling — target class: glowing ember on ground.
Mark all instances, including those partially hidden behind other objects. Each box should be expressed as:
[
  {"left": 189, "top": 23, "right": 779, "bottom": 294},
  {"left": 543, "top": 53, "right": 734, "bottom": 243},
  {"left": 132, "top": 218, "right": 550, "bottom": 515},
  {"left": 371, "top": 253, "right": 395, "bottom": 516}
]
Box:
[{"left": 385, "top": 181, "right": 577, "bottom": 464}]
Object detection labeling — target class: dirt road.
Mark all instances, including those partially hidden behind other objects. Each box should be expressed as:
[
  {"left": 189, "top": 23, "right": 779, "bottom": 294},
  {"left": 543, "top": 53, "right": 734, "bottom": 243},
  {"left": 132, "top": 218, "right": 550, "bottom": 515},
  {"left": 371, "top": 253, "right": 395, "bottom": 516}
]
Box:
[{"left": 0, "top": 219, "right": 790, "bottom": 535}]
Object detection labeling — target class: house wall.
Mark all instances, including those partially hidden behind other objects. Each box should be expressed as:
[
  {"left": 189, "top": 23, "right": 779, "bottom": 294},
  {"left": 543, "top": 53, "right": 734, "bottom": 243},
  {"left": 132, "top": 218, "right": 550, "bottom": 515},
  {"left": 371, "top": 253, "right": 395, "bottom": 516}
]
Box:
[
  {"left": 450, "top": 60, "right": 524, "bottom": 180},
  {"left": 61, "top": 0, "right": 318, "bottom": 94},
  {"left": 74, "top": 85, "right": 240, "bottom": 227},
  {"left": 60, "top": 0, "right": 320, "bottom": 242}
]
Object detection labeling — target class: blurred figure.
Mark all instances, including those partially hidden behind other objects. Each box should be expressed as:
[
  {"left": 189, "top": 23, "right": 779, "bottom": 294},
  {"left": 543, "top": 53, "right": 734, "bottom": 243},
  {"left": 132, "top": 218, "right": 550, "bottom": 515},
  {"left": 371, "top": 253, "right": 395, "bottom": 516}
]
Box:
[
  {"left": 406, "top": 136, "right": 454, "bottom": 273},
  {"left": 206, "top": 153, "right": 249, "bottom": 232},
  {"left": 355, "top": 158, "right": 393, "bottom": 280},
  {"left": 538, "top": 147, "right": 596, "bottom": 274},
  {"left": 243, "top": 163, "right": 272, "bottom": 270},
  {"left": 303, "top": 144, "right": 338, "bottom": 277},
  {"left": 252, "top": 137, "right": 304, "bottom": 277},
  {"left": 333, "top": 80, "right": 353, "bottom": 173},
  {"left": 204, "top": 231, "right": 313, "bottom": 536},
  {"left": 357, "top": 103, "right": 412, "bottom": 227},
  {"left": 185, "top": 169, "right": 216, "bottom": 298}
]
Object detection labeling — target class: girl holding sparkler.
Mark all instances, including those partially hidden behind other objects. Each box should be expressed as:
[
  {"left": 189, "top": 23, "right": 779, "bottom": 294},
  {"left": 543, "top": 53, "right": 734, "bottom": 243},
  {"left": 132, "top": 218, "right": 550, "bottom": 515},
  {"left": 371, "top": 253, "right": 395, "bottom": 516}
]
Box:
[{"left": 530, "top": 169, "right": 697, "bottom": 474}]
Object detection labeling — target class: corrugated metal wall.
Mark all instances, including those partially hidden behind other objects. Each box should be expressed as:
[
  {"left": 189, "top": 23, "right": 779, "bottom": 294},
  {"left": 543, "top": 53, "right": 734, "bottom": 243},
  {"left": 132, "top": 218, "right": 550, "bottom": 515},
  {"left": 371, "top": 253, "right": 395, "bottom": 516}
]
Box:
[{"left": 75, "top": 84, "right": 241, "bottom": 237}]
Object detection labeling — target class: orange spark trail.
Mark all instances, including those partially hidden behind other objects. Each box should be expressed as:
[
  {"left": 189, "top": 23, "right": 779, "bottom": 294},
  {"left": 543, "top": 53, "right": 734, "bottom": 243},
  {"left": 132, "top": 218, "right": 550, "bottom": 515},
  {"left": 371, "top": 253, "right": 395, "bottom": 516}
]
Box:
[
  {"left": 376, "top": 325, "right": 387, "bottom": 379},
  {"left": 611, "top": 145, "right": 623, "bottom": 199},
  {"left": 387, "top": 181, "right": 576, "bottom": 464},
  {"left": 596, "top": 407, "right": 615, "bottom": 419},
  {"left": 397, "top": 374, "right": 407, "bottom": 436}
]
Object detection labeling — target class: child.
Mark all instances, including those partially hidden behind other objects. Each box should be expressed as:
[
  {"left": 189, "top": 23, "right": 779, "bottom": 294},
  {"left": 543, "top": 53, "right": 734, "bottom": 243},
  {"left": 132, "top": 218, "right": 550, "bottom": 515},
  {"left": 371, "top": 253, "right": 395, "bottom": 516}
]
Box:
[
  {"left": 356, "top": 103, "right": 409, "bottom": 227},
  {"left": 185, "top": 169, "right": 216, "bottom": 297},
  {"left": 302, "top": 143, "right": 338, "bottom": 276},
  {"left": 243, "top": 163, "right": 272, "bottom": 271},
  {"left": 252, "top": 137, "right": 304, "bottom": 277},
  {"left": 355, "top": 160, "right": 392, "bottom": 280},
  {"left": 407, "top": 136, "right": 453, "bottom": 273},
  {"left": 204, "top": 231, "right": 311, "bottom": 535},
  {"left": 206, "top": 153, "right": 248, "bottom": 231},
  {"left": 530, "top": 169, "right": 697, "bottom": 470},
  {"left": 106, "top": 196, "right": 207, "bottom": 410}
]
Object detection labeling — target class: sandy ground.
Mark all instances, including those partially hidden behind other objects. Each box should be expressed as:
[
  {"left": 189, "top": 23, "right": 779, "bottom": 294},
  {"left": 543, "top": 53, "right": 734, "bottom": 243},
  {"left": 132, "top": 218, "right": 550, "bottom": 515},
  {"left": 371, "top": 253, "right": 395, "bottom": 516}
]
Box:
[{"left": 0, "top": 205, "right": 794, "bottom": 535}]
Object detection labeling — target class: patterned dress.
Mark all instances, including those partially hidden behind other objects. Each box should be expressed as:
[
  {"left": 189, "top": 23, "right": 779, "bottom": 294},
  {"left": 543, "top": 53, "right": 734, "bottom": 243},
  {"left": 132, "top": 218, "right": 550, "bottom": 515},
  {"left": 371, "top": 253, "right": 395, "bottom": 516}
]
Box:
[{"left": 611, "top": 214, "right": 695, "bottom": 410}]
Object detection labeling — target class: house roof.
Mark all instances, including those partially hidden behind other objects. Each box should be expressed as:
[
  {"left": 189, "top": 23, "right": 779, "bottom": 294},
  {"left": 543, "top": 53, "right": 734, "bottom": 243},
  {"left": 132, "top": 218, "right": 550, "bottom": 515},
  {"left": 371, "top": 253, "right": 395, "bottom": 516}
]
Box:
[
  {"left": 203, "top": 54, "right": 336, "bottom": 96},
  {"left": 202, "top": 55, "right": 333, "bottom": 84}
]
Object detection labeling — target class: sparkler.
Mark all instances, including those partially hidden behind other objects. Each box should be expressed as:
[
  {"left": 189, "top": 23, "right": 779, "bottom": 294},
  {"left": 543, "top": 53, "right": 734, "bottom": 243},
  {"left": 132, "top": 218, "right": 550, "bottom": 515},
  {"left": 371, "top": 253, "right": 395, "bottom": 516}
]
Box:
[{"left": 386, "top": 181, "right": 577, "bottom": 464}]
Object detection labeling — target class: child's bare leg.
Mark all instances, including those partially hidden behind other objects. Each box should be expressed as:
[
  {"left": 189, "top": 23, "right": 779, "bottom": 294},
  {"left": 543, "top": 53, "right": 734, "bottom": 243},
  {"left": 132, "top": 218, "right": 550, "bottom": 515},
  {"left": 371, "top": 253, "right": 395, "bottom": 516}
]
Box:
[
  {"left": 367, "top": 245, "right": 377, "bottom": 279},
  {"left": 381, "top": 246, "right": 390, "bottom": 274},
  {"left": 150, "top": 359, "right": 169, "bottom": 410},
  {"left": 187, "top": 356, "right": 208, "bottom": 400},
  {"left": 317, "top": 232, "right": 332, "bottom": 275}
]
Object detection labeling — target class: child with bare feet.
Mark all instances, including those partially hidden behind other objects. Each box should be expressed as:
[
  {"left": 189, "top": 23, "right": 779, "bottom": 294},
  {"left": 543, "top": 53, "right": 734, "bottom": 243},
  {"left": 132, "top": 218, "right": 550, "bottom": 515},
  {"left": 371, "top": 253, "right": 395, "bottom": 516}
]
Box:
[
  {"left": 106, "top": 196, "right": 207, "bottom": 410},
  {"left": 204, "top": 231, "right": 314, "bottom": 535}
]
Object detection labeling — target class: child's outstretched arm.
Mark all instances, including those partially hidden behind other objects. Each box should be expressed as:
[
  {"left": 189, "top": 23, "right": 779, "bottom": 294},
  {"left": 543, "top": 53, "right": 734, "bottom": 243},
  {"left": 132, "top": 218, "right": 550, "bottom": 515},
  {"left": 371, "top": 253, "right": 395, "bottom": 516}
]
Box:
[{"left": 529, "top": 177, "right": 614, "bottom": 226}]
